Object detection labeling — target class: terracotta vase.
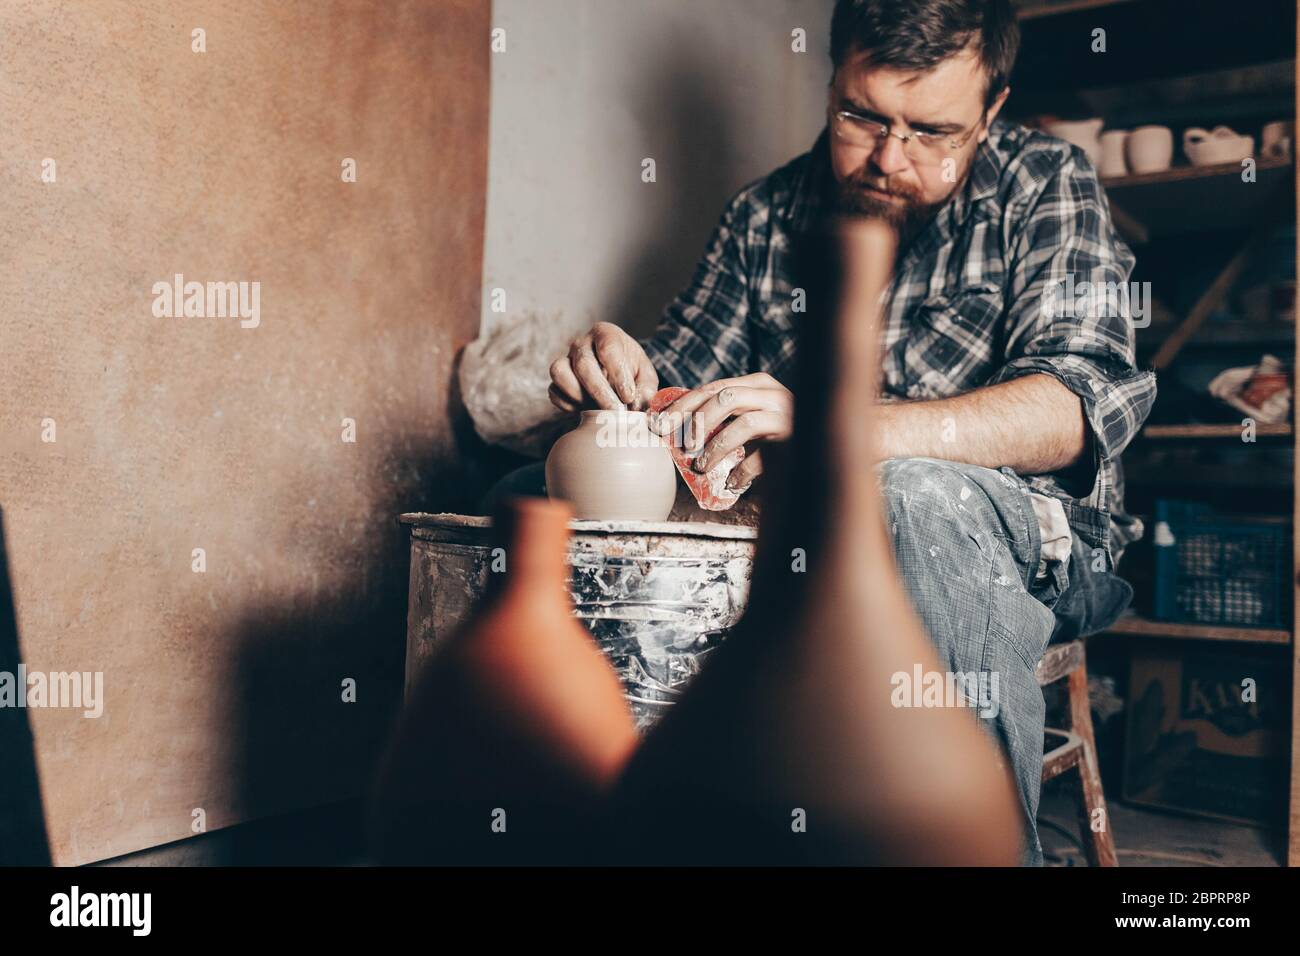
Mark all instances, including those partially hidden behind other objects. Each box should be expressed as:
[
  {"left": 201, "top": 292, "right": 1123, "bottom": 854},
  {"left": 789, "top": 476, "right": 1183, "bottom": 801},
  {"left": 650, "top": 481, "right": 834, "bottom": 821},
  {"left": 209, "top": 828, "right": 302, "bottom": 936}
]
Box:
[
  {"left": 607, "top": 217, "right": 1022, "bottom": 866},
  {"left": 370, "top": 497, "right": 638, "bottom": 864},
  {"left": 545, "top": 409, "right": 677, "bottom": 521}
]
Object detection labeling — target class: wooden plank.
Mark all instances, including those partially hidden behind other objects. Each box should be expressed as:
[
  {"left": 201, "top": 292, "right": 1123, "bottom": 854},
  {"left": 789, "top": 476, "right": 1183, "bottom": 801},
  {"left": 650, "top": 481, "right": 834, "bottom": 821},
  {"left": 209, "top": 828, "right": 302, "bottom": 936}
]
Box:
[
  {"left": 1070, "top": 654, "right": 1120, "bottom": 866},
  {"left": 1012, "top": 0, "right": 1296, "bottom": 104},
  {"left": 1144, "top": 423, "right": 1293, "bottom": 439},
  {"left": 1036, "top": 640, "right": 1085, "bottom": 685},
  {"left": 1100, "top": 159, "right": 1292, "bottom": 240},
  {"left": 1124, "top": 459, "right": 1294, "bottom": 489},
  {"left": 1167, "top": 318, "right": 1295, "bottom": 347},
  {"left": 1289, "top": 25, "right": 1300, "bottom": 869},
  {"left": 1016, "top": 0, "right": 1137, "bottom": 20},
  {"left": 1107, "top": 615, "right": 1292, "bottom": 645},
  {"left": 1, "top": 0, "right": 493, "bottom": 866},
  {"left": 1102, "top": 155, "right": 1292, "bottom": 189},
  {"left": 1041, "top": 731, "right": 1083, "bottom": 782},
  {"left": 1152, "top": 237, "right": 1261, "bottom": 369},
  {"left": 1107, "top": 198, "right": 1150, "bottom": 245}
]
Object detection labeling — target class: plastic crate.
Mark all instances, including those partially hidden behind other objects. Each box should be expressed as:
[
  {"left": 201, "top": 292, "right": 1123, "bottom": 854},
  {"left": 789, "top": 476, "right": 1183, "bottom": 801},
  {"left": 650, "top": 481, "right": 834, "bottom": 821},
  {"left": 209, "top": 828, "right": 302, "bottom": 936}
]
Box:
[{"left": 1152, "top": 500, "right": 1290, "bottom": 628}]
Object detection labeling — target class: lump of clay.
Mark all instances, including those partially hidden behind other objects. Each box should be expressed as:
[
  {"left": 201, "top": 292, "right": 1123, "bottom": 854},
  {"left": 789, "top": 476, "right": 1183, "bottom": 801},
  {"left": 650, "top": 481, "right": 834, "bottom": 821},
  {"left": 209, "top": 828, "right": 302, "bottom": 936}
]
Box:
[
  {"left": 459, "top": 311, "right": 588, "bottom": 458},
  {"left": 668, "top": 479, "right": 760, "bottom": 526}
]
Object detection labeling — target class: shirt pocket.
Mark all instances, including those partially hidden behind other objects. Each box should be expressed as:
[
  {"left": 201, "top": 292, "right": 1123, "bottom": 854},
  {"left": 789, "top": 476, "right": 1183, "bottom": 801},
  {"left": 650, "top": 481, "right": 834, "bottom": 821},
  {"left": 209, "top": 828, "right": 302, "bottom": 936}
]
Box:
[
  {"left": 759, "top": 287, "right": 796, "bottom": 334},
  {"left": 901, "top": 281, "right": 1005, "bottom": 399}
]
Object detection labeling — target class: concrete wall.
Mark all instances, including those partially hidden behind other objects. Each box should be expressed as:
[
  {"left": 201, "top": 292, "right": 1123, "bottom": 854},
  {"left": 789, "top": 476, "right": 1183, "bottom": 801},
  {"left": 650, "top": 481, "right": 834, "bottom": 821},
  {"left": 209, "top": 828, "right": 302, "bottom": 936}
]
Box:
[
  {"left": 0, "top": 0, "right": 489, "bottom": 864},
  {"left": 481, "top": 0, "right": 836, "bottom": 339}
]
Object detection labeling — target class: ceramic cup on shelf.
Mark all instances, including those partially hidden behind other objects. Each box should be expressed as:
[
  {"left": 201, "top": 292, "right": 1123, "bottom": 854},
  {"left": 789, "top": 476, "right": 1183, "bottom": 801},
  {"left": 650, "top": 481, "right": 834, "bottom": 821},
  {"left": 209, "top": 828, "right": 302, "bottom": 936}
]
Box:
[
  {"left": 1099, "top": 129, "right": 1129, "bottom": 178},
  {"left": 371, "top": 497, "right": 640, "bottom": 864},
  {"left": 1045, "top": 117, "right": 1104, "bottom": 168},
  {"left": 1262, "top": 120, "right": 1294, "bottom": 160},
  {"left": 1126, "top": 125, "right": 1174, "bottom": 174}
]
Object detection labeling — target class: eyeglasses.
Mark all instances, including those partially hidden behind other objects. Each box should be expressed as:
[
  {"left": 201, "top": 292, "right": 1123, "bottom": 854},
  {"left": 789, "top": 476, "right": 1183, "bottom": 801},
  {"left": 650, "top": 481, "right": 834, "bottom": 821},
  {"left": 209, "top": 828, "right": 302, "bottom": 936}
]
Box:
[{"left": 830, "top": 109, "right": 980, "bottom": 166}]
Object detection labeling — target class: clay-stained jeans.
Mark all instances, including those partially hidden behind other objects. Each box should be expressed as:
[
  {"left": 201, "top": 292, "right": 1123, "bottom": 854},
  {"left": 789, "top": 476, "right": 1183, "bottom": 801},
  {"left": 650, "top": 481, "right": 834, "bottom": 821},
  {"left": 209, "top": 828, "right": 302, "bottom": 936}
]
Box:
[{"left": 878, "top": 457, "right": 1063, "bottom": 867}]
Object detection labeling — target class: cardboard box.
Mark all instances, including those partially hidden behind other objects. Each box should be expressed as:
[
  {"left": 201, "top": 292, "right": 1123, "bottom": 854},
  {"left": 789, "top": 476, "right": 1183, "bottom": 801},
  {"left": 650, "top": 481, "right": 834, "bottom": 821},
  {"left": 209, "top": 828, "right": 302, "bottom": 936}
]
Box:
[{"left": 1123, "top": 645, "right": 1289, "bottom": 825}]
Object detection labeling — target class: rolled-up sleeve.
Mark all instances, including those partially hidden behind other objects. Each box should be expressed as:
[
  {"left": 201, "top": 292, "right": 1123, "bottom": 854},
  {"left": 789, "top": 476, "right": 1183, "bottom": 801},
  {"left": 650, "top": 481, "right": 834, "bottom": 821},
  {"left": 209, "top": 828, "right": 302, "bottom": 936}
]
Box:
[
  {"left": 988, "top": 153, "right": 1157, "bottom": 485},
  {"left": 640, "top": 190, "right": 755, "bottom": 390}
]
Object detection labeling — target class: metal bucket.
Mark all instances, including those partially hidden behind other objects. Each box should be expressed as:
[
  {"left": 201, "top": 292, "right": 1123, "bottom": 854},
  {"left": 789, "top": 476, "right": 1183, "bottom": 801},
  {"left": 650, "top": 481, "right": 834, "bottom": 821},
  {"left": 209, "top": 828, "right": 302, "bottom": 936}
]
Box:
[{"left": 399, "top": 513, "right": 758, "bottom": 730}]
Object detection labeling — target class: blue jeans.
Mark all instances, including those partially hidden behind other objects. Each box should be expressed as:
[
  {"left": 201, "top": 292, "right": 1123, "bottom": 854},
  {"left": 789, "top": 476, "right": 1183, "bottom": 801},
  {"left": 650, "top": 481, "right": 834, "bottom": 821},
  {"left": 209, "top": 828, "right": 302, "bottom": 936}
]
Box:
[
  {"left": 484, "top": 457, "right": 1129, "bottom": 866},
  {"left": 880, "top": 458, "right": 1057, "bottom": 867}
]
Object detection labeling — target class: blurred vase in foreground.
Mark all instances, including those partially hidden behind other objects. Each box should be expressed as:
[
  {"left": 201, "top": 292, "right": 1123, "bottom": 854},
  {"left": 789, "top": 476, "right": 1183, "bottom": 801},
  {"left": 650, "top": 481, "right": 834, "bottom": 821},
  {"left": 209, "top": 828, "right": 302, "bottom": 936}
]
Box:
[
  {"left": 371, "top": 498, "right": 638, "bottom": 864},
  {"left": 608, "top": 217, "right": 1023, "bottom": 866}
]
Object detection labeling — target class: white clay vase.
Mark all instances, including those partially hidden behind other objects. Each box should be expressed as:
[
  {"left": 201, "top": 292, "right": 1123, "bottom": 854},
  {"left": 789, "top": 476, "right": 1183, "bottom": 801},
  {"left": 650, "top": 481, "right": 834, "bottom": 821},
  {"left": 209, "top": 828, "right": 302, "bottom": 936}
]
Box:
[{"left": 546, "top": 409, "right": 677, "bottom": 521}]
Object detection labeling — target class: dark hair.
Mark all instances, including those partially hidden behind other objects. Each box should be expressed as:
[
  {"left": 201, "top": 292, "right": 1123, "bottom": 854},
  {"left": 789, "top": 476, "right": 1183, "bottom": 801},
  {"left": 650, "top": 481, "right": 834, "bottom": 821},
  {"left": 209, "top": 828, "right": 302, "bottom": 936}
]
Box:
[{"left": 830, "top": 0, "right": 1020, "bottom": 108}]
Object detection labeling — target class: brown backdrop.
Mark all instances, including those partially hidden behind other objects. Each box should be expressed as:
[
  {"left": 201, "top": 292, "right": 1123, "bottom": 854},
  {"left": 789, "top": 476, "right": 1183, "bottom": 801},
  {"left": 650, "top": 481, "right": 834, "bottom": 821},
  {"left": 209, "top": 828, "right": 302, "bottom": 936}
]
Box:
[{"left": 0, "top": 0, "right": 489, "bottom": 864}]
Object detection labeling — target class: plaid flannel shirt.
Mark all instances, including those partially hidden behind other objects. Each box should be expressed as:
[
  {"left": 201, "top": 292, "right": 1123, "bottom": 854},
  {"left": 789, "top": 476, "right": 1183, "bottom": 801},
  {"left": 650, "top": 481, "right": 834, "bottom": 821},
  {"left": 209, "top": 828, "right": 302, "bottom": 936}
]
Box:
[{"left": 641, "top": 120, "right": 1157, "bottom": 565}]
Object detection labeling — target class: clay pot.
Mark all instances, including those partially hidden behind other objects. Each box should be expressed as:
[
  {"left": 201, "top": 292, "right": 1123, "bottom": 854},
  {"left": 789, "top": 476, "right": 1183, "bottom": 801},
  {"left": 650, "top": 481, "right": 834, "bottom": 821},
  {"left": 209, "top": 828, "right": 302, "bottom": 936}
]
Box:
[
  {"left": 606, "top": 217, "right": 1022, "bottom": 866},
  {"left": 546, "top": 409, "right": 677, "bottom": 521},
  {"left": 1242, "top": 372, "right": 1289, "bottom": 410},
  {"left": 370, "top": 497, "right": 638, "bottom": 864},
  {"left": 1127, "top": 125, "right": 1174, "bottom": 174}
]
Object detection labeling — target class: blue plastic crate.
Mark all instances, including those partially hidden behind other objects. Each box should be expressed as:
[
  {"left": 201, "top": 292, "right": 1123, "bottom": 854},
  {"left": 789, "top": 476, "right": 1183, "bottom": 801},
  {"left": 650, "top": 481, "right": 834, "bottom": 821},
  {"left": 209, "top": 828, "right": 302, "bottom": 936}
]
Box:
[{"left": 1152, "top": 500, "right": 1290, "bottom": 628}]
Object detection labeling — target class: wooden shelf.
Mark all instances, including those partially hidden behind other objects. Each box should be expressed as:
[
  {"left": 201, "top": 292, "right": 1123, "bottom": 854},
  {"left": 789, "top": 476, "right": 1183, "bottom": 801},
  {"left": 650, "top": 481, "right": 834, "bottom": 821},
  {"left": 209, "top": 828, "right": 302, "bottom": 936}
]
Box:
[
  {"left": 1010, "top": 0, "right": 1296, "bottom": 104},
  {"left": 1183, "top": 320, "right": 1294, "bottom": 347},
  {"left": 1103, "top": 157, "right": 1294, "bottom": 241},
  {"left": 1140, "top": 323, "right": 1296, "bottom": 348},
  {"left": 1016, "top": 0, "right": 1137, "bottom": 20},
  {"left": 1144, "top": 423, "right": 1293, "bottom": 439},
  {"left": 1106, "top": 614, "right": 1292, "bottom": 645},
  {"left": 1102, "top": 156, "right": 1292, "bottom": 190},
  {"left": 1008, "top": 0, "right": 1300, "bottom": 870},
  {"left": 1127, "top": 467, "right": 1293, "bottom": 491}
]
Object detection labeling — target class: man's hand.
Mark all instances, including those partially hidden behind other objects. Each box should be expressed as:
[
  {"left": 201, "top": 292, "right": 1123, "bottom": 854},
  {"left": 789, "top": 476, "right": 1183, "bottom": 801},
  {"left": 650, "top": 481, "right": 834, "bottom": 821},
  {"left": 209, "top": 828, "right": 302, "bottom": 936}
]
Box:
[
  {"left": 549, "top": 322, "right": 659, "bottom": 412},
  {"left": 649, "top": 372, "right": 794, "bottom": 491}
]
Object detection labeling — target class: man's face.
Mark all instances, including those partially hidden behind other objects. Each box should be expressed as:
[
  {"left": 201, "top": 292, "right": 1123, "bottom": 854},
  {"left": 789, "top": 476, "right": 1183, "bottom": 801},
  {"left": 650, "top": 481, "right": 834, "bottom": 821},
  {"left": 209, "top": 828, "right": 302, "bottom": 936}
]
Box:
[{"left": 828, "top": 46, "right": 1006, "bottom": 233}]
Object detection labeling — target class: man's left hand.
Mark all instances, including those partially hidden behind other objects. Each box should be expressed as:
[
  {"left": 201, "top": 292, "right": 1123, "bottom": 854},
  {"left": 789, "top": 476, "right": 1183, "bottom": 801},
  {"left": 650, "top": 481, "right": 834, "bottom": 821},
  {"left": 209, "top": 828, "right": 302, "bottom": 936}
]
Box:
[{"left": 649, "top": 372, "right": 794, "bottom": 491}]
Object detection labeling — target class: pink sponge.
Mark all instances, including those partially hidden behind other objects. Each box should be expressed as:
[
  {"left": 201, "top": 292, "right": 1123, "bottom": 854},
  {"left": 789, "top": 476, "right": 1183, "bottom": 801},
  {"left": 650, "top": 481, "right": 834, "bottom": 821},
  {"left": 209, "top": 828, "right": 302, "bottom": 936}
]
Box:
[{"left": 649, "top": 387, "right": 747, "bottom": 511}]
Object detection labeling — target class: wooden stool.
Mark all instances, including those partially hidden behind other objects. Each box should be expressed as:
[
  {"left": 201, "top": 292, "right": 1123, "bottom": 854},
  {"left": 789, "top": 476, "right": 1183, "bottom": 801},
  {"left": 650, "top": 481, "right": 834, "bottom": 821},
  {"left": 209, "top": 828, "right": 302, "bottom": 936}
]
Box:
[{"left": 1036, "top": 640, "right": 1119, "bottom": 866}]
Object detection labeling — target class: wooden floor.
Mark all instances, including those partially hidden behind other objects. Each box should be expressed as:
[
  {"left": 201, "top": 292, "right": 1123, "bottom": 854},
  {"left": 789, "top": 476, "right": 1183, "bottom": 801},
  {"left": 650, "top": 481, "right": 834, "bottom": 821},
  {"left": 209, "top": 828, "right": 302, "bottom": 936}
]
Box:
[
  {"left": 101, "top": 789, "right": 1287, "bottom": 867},
  {"left": 1038, "top": 780, "right": 1284, "bottom": 866}
]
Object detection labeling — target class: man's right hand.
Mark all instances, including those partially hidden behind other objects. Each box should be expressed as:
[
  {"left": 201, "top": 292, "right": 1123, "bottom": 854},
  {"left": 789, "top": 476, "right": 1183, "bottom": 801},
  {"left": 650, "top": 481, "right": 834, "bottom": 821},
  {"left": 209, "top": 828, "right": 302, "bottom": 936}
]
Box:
[{"left": 548, "top": 322, "right": 660, "bottom": 412}]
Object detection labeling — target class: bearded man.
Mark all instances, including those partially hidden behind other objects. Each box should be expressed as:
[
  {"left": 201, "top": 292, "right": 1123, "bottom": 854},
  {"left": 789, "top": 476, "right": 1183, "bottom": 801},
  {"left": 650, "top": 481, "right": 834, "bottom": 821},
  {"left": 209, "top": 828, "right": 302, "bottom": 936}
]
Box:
[{"left": 543, "top": 0, "right": 1155, "bottom": 865}]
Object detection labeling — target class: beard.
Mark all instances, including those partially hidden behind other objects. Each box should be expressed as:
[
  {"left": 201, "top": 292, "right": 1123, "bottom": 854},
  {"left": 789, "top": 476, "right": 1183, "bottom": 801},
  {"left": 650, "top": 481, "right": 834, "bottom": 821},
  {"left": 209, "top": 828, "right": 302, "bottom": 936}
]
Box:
[{"left": 834, "top": 164, "right": 966, "bottom": 242}]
